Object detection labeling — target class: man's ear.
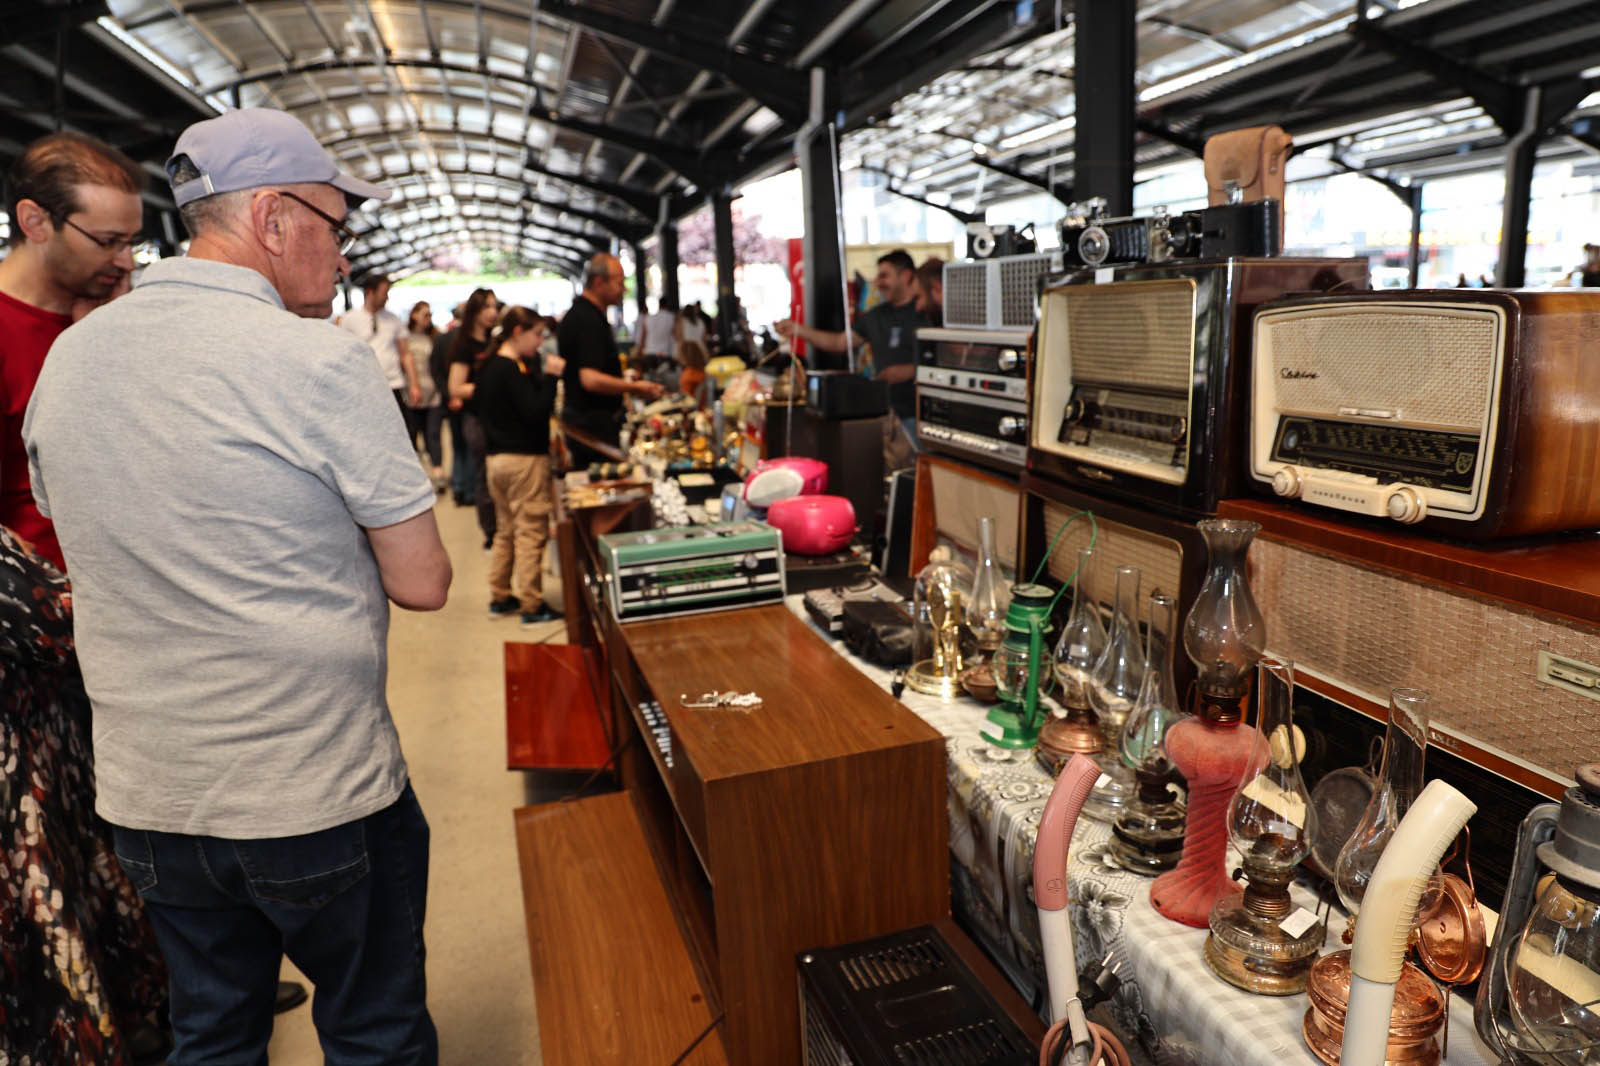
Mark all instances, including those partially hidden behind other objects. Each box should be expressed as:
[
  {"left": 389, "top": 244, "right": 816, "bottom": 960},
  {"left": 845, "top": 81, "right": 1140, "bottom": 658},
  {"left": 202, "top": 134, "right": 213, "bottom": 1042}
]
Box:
[
  {"left": 14, "top": 198, "right": 57, "bottom": 244},
  {"left": 252, "top": 191, "right": 289, "bottom": 257}
]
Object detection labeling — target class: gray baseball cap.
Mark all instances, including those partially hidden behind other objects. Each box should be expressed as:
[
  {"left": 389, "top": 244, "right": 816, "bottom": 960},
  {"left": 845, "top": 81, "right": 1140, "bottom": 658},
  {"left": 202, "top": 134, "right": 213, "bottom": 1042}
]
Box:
[{"left": 166, "top": 108, "right": 390, "bottom": 207}]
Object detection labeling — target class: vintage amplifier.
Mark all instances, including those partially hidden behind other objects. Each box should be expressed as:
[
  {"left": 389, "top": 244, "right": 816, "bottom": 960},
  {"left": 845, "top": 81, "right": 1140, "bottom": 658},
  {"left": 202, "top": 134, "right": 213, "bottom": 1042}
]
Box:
[
  {"left": 596, "top": 521, "right": 785, "bottom": 621},
  {"left": 1018, "top": 472, "right": 1207, "bottom": 698},
  {"left": 918, "top": 325, "right": 1030, "bottom": 379},
  {"left": 943, "top": 252, "right": 1060, "bottom": 330},
  {"left": 1249, "top": 289, "right": 1600, "bottom": 539},
  {"left": 1029, "top": 256, "right": 1368, "bottom": 517},
  {"left": 917, "top": 378, "right": 1027, "bottom": 471}
]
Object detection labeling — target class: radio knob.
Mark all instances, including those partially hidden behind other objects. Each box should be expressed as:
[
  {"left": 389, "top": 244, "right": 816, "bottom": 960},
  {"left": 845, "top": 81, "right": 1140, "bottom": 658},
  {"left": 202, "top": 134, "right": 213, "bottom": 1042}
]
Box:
[
  {"left": 996, "top": 349, "right": 1022, "bottom": 373},
  {"left": 1385, "top": 486, "right": 1427, "bottom": 524},
  {"left": 1271, "top": 466, "right": 1303, "bottom": 498},
  {"left": 997, "top": 416, "right": 1026, "bottom": 439}
]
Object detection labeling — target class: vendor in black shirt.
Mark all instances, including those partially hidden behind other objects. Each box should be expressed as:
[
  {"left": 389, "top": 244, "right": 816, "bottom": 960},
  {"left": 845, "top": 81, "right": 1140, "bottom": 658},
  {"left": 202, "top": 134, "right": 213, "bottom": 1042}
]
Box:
[
  {"left": 558, "top": 253, "right": 664, "bottom": 468},
  {"left": 776, "top": 249, "right": 927, "bottom": 442},
  {"left": 474, "top": 306, "right": 565, "bottom": 626}
]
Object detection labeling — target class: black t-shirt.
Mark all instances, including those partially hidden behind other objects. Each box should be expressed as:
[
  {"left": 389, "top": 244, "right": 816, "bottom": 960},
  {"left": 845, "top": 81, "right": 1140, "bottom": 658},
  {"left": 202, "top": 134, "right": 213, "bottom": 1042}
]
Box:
[
  {"left": 855, "top": 299, "right": 927, "bottom": 417},
  {"left": 474, "top": 353, "right": 557, "bottom": 454},
  {"left": 558, "top": 296, "right": 622, "bottom": 423}
]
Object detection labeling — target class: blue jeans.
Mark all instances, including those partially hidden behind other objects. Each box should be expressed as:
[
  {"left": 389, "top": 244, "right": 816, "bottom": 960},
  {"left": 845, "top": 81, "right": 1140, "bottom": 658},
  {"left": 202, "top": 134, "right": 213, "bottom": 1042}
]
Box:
[
  {"left": 111, "top": 784, "right": 437, "bottom": 1066},
  {"left": 448, "top": 410, "right": 472, "bottom": 500}
]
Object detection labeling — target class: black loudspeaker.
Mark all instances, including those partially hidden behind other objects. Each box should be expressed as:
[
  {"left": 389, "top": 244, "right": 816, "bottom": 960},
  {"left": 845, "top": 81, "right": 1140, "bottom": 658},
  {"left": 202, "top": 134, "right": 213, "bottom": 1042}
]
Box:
[
  {"left": 766, "top": 407, "right": 886, "bottom": 541},
  {"left": 875, "top": 468, "right": 916, "bottom": 580}
]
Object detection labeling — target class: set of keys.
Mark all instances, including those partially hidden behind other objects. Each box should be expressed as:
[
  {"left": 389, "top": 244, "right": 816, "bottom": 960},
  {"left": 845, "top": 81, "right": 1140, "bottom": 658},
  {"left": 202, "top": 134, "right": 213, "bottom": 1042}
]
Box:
[{"left": 678, "top": 691, "right": 763, "bottom": 712}]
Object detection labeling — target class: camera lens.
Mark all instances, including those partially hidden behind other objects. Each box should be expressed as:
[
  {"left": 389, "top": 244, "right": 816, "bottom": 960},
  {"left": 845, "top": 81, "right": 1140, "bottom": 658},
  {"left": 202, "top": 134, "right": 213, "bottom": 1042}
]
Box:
[{"left": 1078, "top": 226, "right": 1110, "bottom": 267}]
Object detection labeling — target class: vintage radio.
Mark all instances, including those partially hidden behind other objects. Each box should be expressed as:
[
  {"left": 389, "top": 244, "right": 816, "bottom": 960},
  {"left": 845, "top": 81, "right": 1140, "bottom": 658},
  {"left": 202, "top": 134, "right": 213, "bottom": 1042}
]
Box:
[
  {"left": 597, "top": 521, "right": 785, "bottom": 620},
  {"left": 943, "top": 252, "right": 1059, "bottom": 330},
  {"left": 1018, "top": 472, "right": 1207, "bottom": 698},
  {"left": 1029, "top": 257, "right": 1368, "bottom": 517},
  {"left": 1250, "top": 289, "right": 1600, "bottom": 539},
  {"left": 918, "top": 325, "right": 1030, "bottom": 379},
  {"left": 1057, "top": 198, "right": 1280, "bottom": 270}
]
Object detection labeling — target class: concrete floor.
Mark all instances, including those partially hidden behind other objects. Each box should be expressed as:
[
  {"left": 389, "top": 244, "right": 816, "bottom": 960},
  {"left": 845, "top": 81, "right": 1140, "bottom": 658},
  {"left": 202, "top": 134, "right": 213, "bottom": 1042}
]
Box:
[{"left": 266, "top": 487, "right": 558, "bottom": 1064}]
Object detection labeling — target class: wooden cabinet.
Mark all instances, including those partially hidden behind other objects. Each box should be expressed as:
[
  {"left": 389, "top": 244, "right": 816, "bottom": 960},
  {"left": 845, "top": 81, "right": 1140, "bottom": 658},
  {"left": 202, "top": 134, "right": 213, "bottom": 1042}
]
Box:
[{"left": 556, "top": 518, "right": 950, "bottom": 1066}]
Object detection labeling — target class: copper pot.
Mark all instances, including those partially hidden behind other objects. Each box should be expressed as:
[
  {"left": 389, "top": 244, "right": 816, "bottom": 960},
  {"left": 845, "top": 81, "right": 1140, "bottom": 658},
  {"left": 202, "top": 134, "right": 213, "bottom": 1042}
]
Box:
[{"left": 1302, "top": 950, "right": 1444, "bottom": 1066}]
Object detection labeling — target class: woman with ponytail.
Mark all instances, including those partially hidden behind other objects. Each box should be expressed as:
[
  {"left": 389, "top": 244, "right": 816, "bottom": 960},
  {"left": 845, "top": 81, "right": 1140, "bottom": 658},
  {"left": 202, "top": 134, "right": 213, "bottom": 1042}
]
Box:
[
  {"left": 474, "top": 308, "right": 565, "bottom": 623},
  {"left": 445, "top": 288, "right": 501, "bottom": 546}
]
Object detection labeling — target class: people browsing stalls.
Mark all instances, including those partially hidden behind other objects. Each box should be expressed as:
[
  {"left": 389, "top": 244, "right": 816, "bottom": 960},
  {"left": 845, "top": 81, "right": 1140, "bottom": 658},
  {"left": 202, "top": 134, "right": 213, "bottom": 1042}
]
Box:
[
  {"left": 445, "top": 288, "right": 501, "bottom": 543},
  {"left": 558, "top": 253, "right": 663, "bottom": 468},
  {"left": 337, "top": 274, "right": 420, "bottom": 414},
  {"left": 24, "top": 106, "right": 451, "bottom": 1066},
  {"left": 475, "top": 307, "right": 565, "bottom": 624},
  {"left": 406, "top": 301, "right": 447, "bottom": 489}
]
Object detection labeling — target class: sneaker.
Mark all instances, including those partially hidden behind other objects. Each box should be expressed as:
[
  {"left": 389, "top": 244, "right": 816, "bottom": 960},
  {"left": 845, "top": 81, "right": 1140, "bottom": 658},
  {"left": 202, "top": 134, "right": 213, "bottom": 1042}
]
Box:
[
  {"left": 520, "top": 605, "right": 559, "bottom": 626},
  {"left": 488, "top": 596, "right": 521, "bottom": 618}
]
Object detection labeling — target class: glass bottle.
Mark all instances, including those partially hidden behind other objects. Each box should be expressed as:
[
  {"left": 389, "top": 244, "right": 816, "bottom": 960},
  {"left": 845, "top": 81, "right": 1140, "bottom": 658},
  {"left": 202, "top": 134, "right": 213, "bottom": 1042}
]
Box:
[
  {"left": 1110, "top": 592, "right": 1188, "bottom": 874},
  {"left": 1052, "top": 547, "right": 1105, "bottom": 714},
  {"left": 1333, "top": 687, "right": 1430, "bottom": 916},
  {"left": 1204, "top": 655, "right": 1323, "bottom": 994},
  {"left": 966, "top": 516, "right": 1010, "bottom": 655}
]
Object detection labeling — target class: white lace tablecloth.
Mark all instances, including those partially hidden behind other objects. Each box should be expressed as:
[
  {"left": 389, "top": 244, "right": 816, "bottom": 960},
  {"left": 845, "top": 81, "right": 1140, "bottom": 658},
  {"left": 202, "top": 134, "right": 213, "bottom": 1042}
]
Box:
[{"left": 785, "top": 595, "right": 1494, "bottom": 1066}]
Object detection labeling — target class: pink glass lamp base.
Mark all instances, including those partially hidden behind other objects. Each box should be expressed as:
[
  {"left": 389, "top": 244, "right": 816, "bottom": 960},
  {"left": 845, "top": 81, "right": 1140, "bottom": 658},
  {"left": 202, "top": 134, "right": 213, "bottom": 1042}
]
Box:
[{"left": 1150, "top": 715, "right": 1259, "bottom": 927}]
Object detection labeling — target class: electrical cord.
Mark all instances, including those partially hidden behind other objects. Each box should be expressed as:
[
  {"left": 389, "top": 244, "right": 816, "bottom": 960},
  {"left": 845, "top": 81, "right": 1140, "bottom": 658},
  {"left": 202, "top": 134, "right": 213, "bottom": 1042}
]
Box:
[
  {"left": 1040, "top": 1017, "right": 1131, "bottom": 1066},
  {"left": 665, "top": 1011, "right": 724, "bottom": 1066}
]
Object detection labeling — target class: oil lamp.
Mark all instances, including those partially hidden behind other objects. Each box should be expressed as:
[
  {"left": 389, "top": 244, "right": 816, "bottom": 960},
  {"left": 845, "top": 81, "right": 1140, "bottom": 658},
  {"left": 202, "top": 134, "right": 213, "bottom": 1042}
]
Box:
[
  {"left": 1039, "top": 547, "right": 1106, "bottom": 771},
  {"left": 1151, "top": 518, "right": 1267, "bottom": 927},
  {"left": 1203, "top": 655, "right": 1323, "bottom": 994},
  {"left": 1475, "top": 763, "right": 1600, "bottom": 1065},
  {"left": 986, "top": 584, "right": 1055, "bottom": 748},
  {"left": 1079, "top": 564, "right": 1144, "bottom": 822},
  {"left": 1109, "top": 592, "right": 1187, "bottom": 874},
  {"left": 965, "top": 515, "right": 1010, "bottom": 655}
]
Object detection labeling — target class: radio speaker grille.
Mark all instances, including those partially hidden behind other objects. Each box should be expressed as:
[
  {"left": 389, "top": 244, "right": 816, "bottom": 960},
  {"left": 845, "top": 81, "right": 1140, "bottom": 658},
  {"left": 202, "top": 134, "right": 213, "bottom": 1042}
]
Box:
[
  {"left": 1062, "top": 279, "right": 1195, "bottom": 392},
  {"left": 1040, "top": 501, "right": 1184, "bottom": 608},
  {"left": 944, "top": 262, "right": 990, "bottom": 329},
  {"left": 1260, "top": 307, "right": 1498, "bottom": 432}
]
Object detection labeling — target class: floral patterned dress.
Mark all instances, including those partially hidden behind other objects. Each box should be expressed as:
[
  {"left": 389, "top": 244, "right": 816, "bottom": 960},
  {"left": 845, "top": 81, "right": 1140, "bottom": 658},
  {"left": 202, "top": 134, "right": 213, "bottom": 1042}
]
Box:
[{"left": 0, "top": 528, "right": 167, "bottom": 1065}]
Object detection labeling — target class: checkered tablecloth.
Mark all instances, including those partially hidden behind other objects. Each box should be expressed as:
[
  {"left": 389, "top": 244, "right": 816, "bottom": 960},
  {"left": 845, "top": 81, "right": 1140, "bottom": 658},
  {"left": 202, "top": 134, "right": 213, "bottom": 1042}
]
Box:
[{"left": 786, "top": 596, "right": 1495, "bottom": 1066}]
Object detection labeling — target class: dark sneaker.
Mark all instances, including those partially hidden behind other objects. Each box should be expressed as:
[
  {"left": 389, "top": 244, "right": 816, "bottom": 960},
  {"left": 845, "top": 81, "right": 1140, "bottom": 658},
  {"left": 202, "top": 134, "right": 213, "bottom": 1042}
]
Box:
[
  {"left": 488, "top": 596, "right": 521, "bottom": 618},
  {"left": 520, "top": 605, "right": 559, "bottom": 626}
]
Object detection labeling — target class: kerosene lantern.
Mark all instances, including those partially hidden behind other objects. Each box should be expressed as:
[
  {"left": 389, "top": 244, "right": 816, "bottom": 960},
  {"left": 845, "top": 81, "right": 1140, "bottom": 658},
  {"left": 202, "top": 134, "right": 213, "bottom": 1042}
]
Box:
[
  {"left": 1040, "top": 547, "right": 1106, "bottom": 772},
  {"left": 1151, "top": 518, "right": 1267, "bottom": 927},
  {"left": 907, "top": 554, "right": 974, "bottom": 698},
  {"left": 1109, "top": 592, "right": 1187, "bottom": 874},
  {"left": 1079, "top": 564, "right": 1144, "bottom": 822},
  {"left": 1203, "top": 655, "right": 1323, "bottom": 994},
  {"left": 986, "top": 584, "right": 1055, "bottom": 748},
  {"left": 1475, "top": 763, "right": 1600, "bottom": 1065}
]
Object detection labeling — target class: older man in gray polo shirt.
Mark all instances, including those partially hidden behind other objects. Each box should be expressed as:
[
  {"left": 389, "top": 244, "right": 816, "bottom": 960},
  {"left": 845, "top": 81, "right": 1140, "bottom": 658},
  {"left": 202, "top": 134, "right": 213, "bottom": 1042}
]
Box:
[{"left": 24, "top": 108, "right": 451, "bottom": 1065}]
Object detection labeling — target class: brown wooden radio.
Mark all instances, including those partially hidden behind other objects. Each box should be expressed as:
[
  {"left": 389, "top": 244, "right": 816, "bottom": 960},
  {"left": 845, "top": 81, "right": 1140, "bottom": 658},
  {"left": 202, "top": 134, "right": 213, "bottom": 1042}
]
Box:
[{"left": 1250, "top": 289, "right": 1600, "bottom": 539}]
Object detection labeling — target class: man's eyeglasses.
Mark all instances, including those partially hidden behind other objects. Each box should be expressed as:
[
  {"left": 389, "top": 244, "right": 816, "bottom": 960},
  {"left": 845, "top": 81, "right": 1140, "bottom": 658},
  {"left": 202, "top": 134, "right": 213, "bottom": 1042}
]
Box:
[
  {"left": 275, "top": 190, "right": 359, "bottom": 255},
  {"left": 55, "top": 215, "right": 143, "bottom": 254}
]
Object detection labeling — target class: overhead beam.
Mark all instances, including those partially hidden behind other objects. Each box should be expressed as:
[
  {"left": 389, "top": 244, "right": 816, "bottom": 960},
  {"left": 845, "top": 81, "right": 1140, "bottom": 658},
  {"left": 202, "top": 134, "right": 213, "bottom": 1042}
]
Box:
[
  {"left": 857, "top": 166, "right": 982, "bottom": 224},
  {"left": 1136, "top": 118, "right": 1204, "bottom": 157},
  {"left": 535, "top": 0, "right": 806, "bottom": 126},
  {"left": 523, "top": 158, "right": 660, "bottom": 218},
  {"left": 526, "top": 101, "right": 712, "bottom": 185},
  {"left": 972, "top": 156, "right": 1074, "bottom": 207},
  {"left": 1349, "top": 15, "right": 1519, "bottom": 132},
  {"left": 524, "top": 196, "right": 650, "bottom": 245}
]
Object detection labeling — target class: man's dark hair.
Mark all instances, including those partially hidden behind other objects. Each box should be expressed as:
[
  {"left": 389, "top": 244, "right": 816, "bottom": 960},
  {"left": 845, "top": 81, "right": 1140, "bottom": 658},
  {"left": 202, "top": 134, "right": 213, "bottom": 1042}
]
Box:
[
  {"left": 361, "top": 274, "right": 390, "bottom": 293},
  {"left": 6, "top": 131, "right": 145, "bottom": 247},
  {"left": 877, "top": 249, "right": 915, "bottom": 275}
]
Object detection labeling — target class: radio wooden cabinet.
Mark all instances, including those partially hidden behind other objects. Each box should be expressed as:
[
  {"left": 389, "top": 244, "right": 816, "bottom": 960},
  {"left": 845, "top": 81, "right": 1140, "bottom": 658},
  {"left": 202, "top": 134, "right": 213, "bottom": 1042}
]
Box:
[{"left": 549, "top": 518, "right": 950, "bottom": 1066}]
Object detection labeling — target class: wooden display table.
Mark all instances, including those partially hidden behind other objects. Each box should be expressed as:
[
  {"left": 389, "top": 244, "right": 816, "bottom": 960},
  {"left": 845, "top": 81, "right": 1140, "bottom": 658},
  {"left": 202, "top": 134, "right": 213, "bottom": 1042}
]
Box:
[{"left": 519, "top": 514, "right": 950, "bottom": 1066}]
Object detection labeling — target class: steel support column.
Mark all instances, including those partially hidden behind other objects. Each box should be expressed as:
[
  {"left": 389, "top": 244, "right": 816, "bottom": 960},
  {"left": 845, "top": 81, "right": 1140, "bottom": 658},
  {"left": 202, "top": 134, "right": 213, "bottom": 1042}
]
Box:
[
  {"left": 630, "top": 241, "right": 648, "bottom": 317},
  {"left": 1407, "top": 184, "right": 1423, "bottom": 289},
  {"left": 711, "top": 190, "right": 737, "bottom": 350},
  {"left": 656, "top": 194, "right": 680, "bottom": 312},
  {"left": 1073, "top": 0, "right": 1136, "bottom": 215},
  {"left": 796, "top": 67, "right": 846, "bottom": 371},
  {"left": 1497, "top": 88, "right": 1542, "bottom": 288}
]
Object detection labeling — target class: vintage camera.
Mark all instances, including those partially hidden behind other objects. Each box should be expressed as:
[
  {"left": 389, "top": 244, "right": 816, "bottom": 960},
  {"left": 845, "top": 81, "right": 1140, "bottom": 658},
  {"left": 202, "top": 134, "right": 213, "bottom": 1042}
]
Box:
[
  {"left": 966, "top": 221, "right": 1037, "bottom": 260},
  {"left": 1057, "top": 198, "right": 1280, "bottom": 269}
]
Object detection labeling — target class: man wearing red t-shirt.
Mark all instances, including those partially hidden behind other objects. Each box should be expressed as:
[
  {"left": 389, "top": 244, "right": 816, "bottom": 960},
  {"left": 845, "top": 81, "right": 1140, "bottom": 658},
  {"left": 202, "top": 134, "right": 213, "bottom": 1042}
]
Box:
[{"left": 0, "top": 132, "right": 144, "bottom": 571}]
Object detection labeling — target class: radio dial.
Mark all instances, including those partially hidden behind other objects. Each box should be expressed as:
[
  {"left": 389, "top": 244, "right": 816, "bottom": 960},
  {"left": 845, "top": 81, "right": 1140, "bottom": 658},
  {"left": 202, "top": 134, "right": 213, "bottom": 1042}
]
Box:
[
  {"left": 996, "top": 349, "right": 1021, "bottom": 373},
  {"left": 1166, "top": 417, "right": 1188, "bottom": 445},
  {"left": 1385, "top": 486, "right": 1427, "bottom": 524},
  {"left": 1271, "top": 466, "right": 1303, "bottom": 498},
  {"left": 997, "top": 416, "right": 1026, "bottom": 439},
  {"left": 1062, "top": 398, "right": 1094, "bottom": 425}
]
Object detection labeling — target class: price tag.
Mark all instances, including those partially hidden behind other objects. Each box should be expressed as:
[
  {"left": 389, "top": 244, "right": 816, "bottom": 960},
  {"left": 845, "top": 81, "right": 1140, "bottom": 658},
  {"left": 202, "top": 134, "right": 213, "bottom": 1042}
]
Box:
[
  {"left": 1096, "top": 773, "right": 1112, "bottom": 788},
  {"left": 1280, "top": 907, "right": 1321, "bottom": 939},
  {"left": 1094, "top": 267, "right": 1115, "bottom": 285}
]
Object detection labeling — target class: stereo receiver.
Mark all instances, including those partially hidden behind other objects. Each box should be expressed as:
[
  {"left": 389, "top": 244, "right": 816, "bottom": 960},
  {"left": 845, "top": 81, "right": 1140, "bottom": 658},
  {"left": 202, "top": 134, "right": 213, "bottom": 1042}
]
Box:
[
  {"left": 597, "top": 521, "right": 785, "bottom": 620},
  {"left": 918, "top": 325, "right": 1030, "bottom": 379},
  {"left": 1250, "top": 289, "right": 1600, "bottom": 539},
  {"left": 1030, "top": 257, "right": 1368, "bottom": 517},
  {"left": 917, "top": 327, "right": 1029, "bottom": 471}
]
